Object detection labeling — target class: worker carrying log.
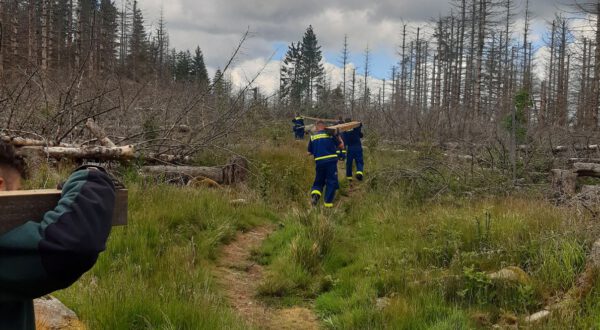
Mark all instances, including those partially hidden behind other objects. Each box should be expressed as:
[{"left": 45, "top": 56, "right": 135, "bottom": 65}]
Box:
[
  {"left": 342, "top": 118, "right": 365, "bottom": 181},
  {"left": 307, "top": 121, "right": 344, "bottom": 208},
  {"left": 0, "top": 141, "right": 116, "bottom": 329},
  {"left": 292, "top": 113, "right": 305, "bottom": 140},
  {"left": 335, "top": 116, "right": 347, "bottom": 161}
]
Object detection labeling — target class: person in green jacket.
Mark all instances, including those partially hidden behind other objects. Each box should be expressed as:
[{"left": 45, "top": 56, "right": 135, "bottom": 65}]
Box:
[{"left": 0, "top": 141, "right": 116, "bottom": 329}]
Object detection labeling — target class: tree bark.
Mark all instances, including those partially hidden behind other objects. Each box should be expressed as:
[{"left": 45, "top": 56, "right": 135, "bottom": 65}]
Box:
[
  {"left": 142, "top": 156, "right": 249, "bottom": 185},
  {"left": 18, "top": 145, "right": 135, "bottom": 160}
]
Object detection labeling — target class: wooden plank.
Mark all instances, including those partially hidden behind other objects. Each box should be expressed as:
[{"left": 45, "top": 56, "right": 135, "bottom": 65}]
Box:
[
  {"left": 326, "top": 121, "right": 361, "bottom": 133},
  {"left": 299, "top": 115, "right": 339, "bottom": 123},
  {"left": 0, "top": 189, "right": 128, "bottom": 236}
]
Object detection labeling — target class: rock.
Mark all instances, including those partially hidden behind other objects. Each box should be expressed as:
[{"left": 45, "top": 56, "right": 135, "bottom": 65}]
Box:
[
  {"left": 488, "top": 266, "right": 531, "bottom": 284},
  {"left": 525, "top": 310, "right": 550, "bottom": 323},
  {"left": 375, "top": 297, "right": 391, "bottom": 311},
  {"left": 34, "top": 295, "right": 85, "bottom": 330}
]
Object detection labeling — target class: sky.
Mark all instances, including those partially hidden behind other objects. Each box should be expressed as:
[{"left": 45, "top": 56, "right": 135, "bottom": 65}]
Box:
[{"left": 132, "top": 0, "right": 590, "bottom": 95}]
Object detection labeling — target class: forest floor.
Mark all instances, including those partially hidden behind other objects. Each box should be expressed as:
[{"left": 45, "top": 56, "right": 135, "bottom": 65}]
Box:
[{"left": 215, "top": 225, "right": 319, "bottom": 329}]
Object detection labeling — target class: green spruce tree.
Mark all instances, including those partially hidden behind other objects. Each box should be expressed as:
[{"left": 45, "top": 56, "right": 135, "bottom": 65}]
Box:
[
  {"left": 128, "top": 0, "right": 148, "bottom": 78},
  {"left": 191, "top": 46, "right": 209, "bottom": 88},
  {"left": 174, "top": 50, "right": 192, "bottom": 82},
  {"left": 280, "top": 41, "right": 304, "bottom": 109},
  {"left": 300, "top": 25, "right": 324, "bottom": 106}
]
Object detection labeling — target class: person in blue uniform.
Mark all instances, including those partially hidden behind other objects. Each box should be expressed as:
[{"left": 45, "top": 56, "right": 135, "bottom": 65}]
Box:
[
  {"left": 335, "top": 116, "right": 347, "bottom": 161},
  {"left": 292, "top": 113, "right": 305, "bottom": 140},
  {"left": 342, "top": 118, "right": 364, "bottom": 181},
  {"left": 307, "top": 121, "right": 344, "bottom": 207}
]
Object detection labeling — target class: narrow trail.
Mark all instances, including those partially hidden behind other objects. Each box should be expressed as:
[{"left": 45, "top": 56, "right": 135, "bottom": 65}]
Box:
[{"left": 215, "top": 225, "right": 320, "bottom": 330}]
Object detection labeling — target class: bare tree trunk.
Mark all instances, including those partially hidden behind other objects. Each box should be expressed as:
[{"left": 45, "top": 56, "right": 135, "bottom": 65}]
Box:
[
  {"left": 75, "top": 1, "right": 82, "bottom": 69},
  {"left": 593, "top": 2, "right": 600, "bottom": 129},
  {"left": 41, "top": 0, "right": 49, "bottom": 72},
  {"left": 579, "top": 38, "right": 588, "bottom": 128},
  {"left": 0, "top": 0, "right": 4, "bottom": 76},
  {"left": 11, "top": 1, "right": 17, "bottom": 62},
  {"left": 548, "top": 20, "right": 556, "bottom": 125},
  {"left": 474, "top": 0, "right": 487, "bottom": 119},
  {"left": 28, "top": 0, "right": 35, "bottom": 65}
]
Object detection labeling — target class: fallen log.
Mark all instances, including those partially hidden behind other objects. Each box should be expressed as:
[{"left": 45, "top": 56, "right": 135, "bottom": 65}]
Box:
[
  {"left": 568, "top": 158, "right": 600, "bottom": 164},
  {"left": 0, "top": 189, "right": 128, "bottom": 236},
  {"left": 1, "top": 135, "right": 75, "bottom": 147},
  {"left": 573, "top": 163, "right": 600, "bottom": 178},
  {"left": 144, "top": 153, "right": 192, "bottom": 163},
  {"left": 518, "top": 144, "right": 600, "bottom": 153},
  {"left": 142, "top": 156, "right": 248, "bottom": 185},
  {"left": 85, "top": 119, "right": 116, "bottom": 148},
  {"left": 18, "top": 145, "right": 135, "bottom": 161}
]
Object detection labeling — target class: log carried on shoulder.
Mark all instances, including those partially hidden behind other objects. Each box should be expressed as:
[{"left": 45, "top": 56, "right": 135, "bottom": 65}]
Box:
[
  {"left": 299, "top": 115, "right": 339, "bottom": 123},
  {"left": 0, "top": 189, "right": 128, "bottom": 236},
  {"left": 326, "top": 121, "right": 361, "bottom": 134}
]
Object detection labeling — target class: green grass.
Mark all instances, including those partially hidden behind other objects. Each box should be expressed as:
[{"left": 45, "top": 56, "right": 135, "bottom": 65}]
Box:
[
  {"left": 34, "top": 128, "right": 600, "bottom": 329},
  {"left": 253, "top": 134, "right": 598, "bottom": 329},
  {"left": 55, "top": 185, "right": 275, "bottom": 329}
]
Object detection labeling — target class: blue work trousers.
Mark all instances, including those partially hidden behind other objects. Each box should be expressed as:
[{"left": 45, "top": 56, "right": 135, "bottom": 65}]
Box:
[
  {"left": 311, "top": 160, "right": 339, "bottom": 206},
  {"left": 346, "top": 145, "right": 364, "bottom": 179},
  {"left": 294, "top": 128, "right": 305, "bottom": 140}
]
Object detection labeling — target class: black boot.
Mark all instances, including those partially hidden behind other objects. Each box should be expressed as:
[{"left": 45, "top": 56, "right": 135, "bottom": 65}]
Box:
[
  {"left": 311, "top": 194, "right": 320, "bottom": 206},
  {"left": 356, "top": 173, "right": 364, "bottom": 181}
]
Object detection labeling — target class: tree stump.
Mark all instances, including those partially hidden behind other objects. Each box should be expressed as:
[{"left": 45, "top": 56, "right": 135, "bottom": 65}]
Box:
[{"left": 550, "top": 169, "right": 577, "bottom": 196}]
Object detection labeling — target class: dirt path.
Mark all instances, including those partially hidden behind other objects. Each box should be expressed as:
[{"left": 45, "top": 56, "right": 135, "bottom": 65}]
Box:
[{"left": 215, "top": 226, "right": 320, "bottom": 330}]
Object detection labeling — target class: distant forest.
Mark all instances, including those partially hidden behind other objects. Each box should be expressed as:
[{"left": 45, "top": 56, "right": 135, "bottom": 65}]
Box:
[{"left": 2, "top": 0, "right": 600, "bottom": 147}]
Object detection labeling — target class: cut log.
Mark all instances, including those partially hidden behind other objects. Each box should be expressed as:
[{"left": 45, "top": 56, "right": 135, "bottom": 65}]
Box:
[
  {"left": 18, "top": 145, "right": 135, "bottom": 161},
  {"left": 299, "top": 115, "right": 339, "bottom": 123},
  {"left": 142, "top": 156, "right": 248, "bottom": 185},
  {"left": 0, "top": 189, "right": 128, "bottom": 236},
  {"left": 573, "top": 163, "right": 600, "bottom": 177},
  {"left": 326, "top": 121, "right": 361, "bottom": 134},
  {"left": 550, "top": 169, "right": 577, "bottom": 195},
  {"left": 85, "top": 119, "right": 116, "bottom": 148}
]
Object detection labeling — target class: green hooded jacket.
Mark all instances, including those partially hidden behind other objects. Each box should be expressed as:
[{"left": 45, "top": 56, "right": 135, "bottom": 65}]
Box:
[{"left": 0, "top": 169, "right": 115, "bottom": 329}]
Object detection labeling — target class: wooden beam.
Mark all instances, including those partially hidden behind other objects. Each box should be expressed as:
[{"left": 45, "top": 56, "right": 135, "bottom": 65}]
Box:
[
  {"left": 300, "top": 115, "right": 339, "bottom": 123},
  {"left": 326, "top": 121, "right": 361, "bottom": 133},
  {"left": 0, "top": 189, "right": 128, "bottom": 236}
]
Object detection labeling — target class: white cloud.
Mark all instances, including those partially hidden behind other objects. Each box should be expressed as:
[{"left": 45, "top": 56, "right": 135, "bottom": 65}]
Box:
[{"left": 116, "top": 0, "right": 574, "bottom": 95}]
